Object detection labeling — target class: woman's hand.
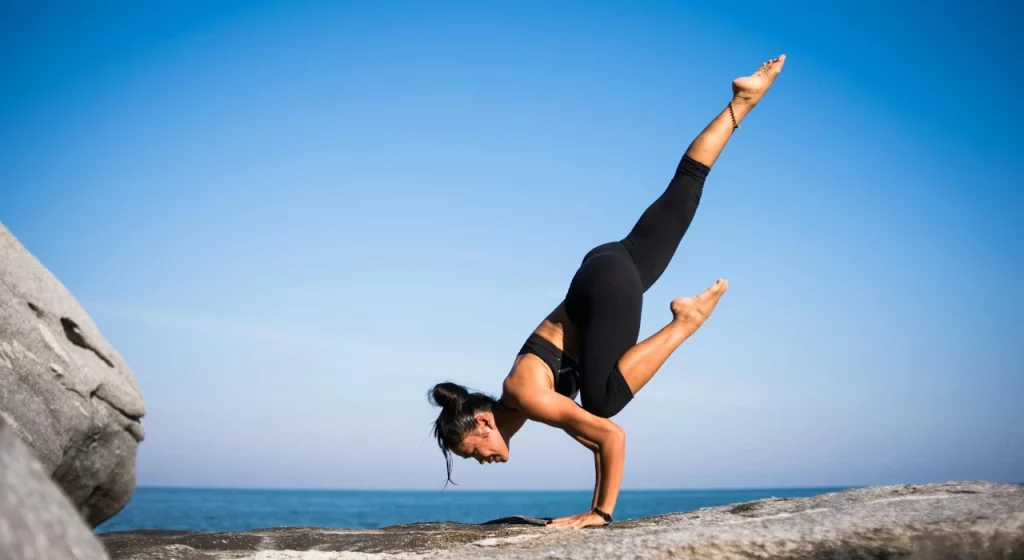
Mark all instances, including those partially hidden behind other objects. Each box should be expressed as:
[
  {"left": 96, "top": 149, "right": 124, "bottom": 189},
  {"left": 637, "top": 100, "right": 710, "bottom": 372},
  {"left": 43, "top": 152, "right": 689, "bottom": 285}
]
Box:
[{"left": 546, "top": 510, "right": 608, "bottom": 529}]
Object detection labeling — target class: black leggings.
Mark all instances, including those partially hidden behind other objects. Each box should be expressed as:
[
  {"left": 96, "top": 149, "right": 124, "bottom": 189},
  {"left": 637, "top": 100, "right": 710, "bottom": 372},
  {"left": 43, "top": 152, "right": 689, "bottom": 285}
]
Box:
[{"left": 564, "top": 154, "right": 709, "bottom": 418}]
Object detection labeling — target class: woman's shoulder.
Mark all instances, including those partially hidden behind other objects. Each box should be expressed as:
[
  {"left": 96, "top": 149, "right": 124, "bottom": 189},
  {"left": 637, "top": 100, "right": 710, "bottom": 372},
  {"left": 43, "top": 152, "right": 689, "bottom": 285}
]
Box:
[{"left": 501, "top": 354, "right": 555, "bottom": 407}]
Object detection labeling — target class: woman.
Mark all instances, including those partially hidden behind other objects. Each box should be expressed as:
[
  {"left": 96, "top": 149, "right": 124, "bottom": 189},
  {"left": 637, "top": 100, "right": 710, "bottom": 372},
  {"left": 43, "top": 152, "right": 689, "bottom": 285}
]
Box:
[{"left": 428, "top": 55, "right": 786, "bottom": 529}]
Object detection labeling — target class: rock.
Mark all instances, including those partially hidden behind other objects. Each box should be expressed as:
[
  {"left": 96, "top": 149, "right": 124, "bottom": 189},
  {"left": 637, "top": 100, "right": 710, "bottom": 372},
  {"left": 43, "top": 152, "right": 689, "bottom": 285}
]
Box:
[
  {"left": 0, "top": 221, "right": 145, "bottom": 527},
  {"left": 98, "top": 481, "right": 1024, "bottom": 559},
  {"left": 0, "top": 416, "right": 112, "bottom": 560}
]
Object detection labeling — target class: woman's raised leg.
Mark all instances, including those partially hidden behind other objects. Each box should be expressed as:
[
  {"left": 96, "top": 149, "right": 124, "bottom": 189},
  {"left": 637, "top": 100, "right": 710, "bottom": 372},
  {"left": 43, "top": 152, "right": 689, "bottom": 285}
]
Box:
[
  {"left": 621, "top": 55, "right": 787, "bottom": 292},
  {"left": 615, "top": 55, "right": 786, "bottom": 396}
]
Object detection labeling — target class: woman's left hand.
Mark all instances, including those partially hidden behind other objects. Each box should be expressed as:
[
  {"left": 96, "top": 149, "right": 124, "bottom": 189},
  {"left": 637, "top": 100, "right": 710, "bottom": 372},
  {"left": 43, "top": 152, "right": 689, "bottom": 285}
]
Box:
[{"left": 545, "top": 510, "right": 608, "bottom": 529}]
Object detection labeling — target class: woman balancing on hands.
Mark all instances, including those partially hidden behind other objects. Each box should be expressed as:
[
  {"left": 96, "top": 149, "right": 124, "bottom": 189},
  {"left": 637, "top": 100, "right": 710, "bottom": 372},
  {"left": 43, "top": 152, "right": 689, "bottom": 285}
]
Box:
[{"left": 428, "top": 55, "right": 786, "bottom": 529}]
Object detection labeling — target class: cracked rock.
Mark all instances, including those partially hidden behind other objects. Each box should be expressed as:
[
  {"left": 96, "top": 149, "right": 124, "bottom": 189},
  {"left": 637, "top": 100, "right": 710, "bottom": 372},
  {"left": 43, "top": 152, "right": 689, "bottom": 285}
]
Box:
[{"left": 1, "top": 220, "right": 145, "bottom": 527}]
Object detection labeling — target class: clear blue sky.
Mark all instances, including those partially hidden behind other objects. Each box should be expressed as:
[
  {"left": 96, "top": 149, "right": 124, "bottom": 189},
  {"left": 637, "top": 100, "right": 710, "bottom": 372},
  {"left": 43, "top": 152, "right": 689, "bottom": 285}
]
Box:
[{"left": 2, "top": 0, "right": 1021, "bottom": 490}]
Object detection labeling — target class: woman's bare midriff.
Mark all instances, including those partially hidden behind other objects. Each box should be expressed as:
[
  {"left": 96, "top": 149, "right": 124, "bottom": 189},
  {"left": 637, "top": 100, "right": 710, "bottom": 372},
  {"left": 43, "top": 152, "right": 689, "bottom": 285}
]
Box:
[{"left": 533, "top": 301, "right": 580, "bottom": 360}]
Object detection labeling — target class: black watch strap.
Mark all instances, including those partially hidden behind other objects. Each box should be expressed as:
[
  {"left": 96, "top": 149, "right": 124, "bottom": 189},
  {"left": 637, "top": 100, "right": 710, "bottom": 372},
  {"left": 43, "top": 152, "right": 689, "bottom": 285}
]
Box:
[{"left": 592, "top": 507, "right": 613, "bottom": 524}]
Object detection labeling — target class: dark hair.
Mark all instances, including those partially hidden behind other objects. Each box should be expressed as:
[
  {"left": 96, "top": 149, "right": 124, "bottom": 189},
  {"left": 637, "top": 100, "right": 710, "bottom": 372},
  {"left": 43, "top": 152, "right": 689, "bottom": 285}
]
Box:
[{"left": 428, "top": 382, "right": 497, "bottom": 487}]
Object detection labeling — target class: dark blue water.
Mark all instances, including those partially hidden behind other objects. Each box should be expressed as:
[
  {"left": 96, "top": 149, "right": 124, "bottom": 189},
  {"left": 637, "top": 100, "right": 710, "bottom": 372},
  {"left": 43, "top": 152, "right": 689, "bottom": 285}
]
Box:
[{"left": 96, "top": 486, "right": 849, "bottom": 533}]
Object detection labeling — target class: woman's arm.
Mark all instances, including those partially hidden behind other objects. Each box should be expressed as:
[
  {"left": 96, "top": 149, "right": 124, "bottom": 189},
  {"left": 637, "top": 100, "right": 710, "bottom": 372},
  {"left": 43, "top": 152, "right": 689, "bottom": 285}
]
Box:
[
  {"left": 519, "top": 390, "right": 625, "bottom": 527},
  {"left": 566, "top": 431, "right": 601, "bottom": 509}
]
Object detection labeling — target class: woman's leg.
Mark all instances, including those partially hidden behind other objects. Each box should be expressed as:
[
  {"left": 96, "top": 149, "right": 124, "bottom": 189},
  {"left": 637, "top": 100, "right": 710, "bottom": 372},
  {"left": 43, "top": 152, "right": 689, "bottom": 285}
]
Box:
[
  {"left": 568, "top": 261, "right": 726, "bottom": 418},
  {"left": 614, "top": 55, "right": 786, "bottom": 396},
  {"left": 622, "top": 55, "right": 786, "bottom": 292},
  {"left": 616, "top": 279, "right": 727, "bottom": 395}
]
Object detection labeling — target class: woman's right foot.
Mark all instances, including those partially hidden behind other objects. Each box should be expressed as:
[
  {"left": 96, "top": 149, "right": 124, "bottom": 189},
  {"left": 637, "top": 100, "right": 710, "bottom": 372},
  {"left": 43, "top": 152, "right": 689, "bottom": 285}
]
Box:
[
  {"left": 731, "top": 55, "right": 786, "bottom": 107},
  {"left": 671, "top": 279, "right": 728, "bottom": 328}
]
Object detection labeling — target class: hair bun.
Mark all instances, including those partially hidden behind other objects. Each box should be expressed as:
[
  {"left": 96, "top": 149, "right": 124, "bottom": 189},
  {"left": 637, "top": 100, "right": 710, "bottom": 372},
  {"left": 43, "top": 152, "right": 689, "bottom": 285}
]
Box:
[{"left": 429, "top": 382, "right": 470, "bottom": 411}]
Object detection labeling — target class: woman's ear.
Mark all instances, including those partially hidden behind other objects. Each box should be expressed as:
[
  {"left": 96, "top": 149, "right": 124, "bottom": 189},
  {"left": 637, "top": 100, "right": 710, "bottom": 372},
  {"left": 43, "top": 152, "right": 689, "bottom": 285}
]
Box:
[{"left": 475, "top": 411, "right": 496, "bottom": 431}]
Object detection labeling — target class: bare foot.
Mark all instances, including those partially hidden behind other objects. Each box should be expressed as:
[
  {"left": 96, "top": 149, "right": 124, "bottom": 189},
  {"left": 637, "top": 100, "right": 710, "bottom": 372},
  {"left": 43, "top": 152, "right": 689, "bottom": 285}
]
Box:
[
  {"left": 671, "top": 279, "right": 728, "bottom": 327},
  {"left": 732, "top": 55, "right": 786, "bottom": 107}
]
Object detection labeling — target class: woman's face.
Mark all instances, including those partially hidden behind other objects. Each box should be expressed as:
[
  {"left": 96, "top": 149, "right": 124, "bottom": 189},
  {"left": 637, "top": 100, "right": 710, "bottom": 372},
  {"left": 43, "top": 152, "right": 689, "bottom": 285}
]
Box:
[{"left": 453, "top": 412, "right": 509, "bottom": 465}]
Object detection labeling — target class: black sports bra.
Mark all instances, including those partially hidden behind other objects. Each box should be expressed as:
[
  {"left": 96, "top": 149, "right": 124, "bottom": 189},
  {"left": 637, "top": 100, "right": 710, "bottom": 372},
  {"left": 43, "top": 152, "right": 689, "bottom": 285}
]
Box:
[{"left": 517, "top": 333, "right": 580, "bottom": 400}]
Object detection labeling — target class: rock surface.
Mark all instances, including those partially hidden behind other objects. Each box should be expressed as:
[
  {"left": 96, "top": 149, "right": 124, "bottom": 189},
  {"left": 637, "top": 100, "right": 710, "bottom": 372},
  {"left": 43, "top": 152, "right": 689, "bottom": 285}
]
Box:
[
  {"left": 0, "top": 220, "right": 145, "bottom": 527},
  {"left": 99, "top": 481, "right": 1024, "bottom": 559},
  {"left": 0, "top": 417, "right": 111, "bottom": 560}
]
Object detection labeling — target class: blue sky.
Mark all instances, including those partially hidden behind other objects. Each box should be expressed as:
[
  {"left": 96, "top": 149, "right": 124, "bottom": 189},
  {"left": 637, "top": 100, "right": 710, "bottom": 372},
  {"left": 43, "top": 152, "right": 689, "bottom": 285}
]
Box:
[{"left": 1, "top": 0, "right": 1021, "bottom": 491}]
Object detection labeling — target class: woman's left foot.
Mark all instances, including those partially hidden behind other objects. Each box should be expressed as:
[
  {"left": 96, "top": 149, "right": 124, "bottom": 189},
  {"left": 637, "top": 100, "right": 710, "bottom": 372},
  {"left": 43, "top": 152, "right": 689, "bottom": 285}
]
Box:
[
  {"left": 731, "top": 55, "right": 786, "bottom": 107},
  {"left": 671, "top": 279, "right": 728, "bottom": 328}
]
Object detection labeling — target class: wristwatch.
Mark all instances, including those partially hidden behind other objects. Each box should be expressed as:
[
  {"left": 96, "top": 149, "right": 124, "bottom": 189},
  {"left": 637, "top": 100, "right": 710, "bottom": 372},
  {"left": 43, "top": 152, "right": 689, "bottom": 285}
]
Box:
[{"left": 592, "top": 507, "right": 613, "bottom": 524}]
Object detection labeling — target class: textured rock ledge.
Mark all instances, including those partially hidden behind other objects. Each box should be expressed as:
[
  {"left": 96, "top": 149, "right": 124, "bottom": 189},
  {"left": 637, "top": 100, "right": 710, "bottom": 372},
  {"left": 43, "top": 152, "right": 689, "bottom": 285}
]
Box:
[
  {"left": 1, "top": 220, "right": 145, "bottom": 527},
  {"left": 100, "top": 481, "right": 1024, "bottom": 560}
]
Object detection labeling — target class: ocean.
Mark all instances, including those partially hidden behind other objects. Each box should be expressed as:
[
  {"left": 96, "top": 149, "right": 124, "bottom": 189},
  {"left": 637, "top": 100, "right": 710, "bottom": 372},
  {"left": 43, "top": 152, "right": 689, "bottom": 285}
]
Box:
[{"left": 96, "top": 487, "right": 849, "bottom": 533}]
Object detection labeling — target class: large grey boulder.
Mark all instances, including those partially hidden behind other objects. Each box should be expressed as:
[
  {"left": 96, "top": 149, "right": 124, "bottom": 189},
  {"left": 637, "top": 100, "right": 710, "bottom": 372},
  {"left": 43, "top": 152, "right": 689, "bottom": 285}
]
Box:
[
  {"left": 0, "top": 220, "right": 145, "bottom": 527},
  {"left": 99, "top": 481, "right": 1024, "bottom": 559},
  {"left": 0, "top": 416, "right": 111, "bottom": 560}
]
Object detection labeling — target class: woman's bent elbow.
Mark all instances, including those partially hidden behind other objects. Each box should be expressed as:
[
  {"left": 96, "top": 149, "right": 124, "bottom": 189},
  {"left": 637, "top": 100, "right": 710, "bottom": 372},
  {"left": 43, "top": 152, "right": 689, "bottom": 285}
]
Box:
[{"left": 602, "top": 422, "right": 626, "bottom": 449}]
